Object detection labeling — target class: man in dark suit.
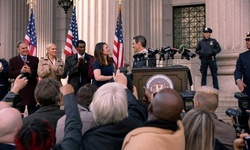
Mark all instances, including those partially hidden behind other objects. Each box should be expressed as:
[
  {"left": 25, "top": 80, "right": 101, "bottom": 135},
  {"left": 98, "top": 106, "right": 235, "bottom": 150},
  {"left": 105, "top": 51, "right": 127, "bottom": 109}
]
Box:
[
  {"left": 0, "top": 58, "right": 10, "bottom": 100},
  {"left": 9, "top": 41, "right": 38, "bottom": 114},
  {"left": 132, "top": 35, "right": 156, "bottom": 68},
  {"left": 234, "top": 32, "right": 250, "bottom": 97},
  {"left": 23, "top": 78, "right": 65, "bottom": 131},
  {"left": 63, "top": 40, "right": 93, "bottom": 93}
]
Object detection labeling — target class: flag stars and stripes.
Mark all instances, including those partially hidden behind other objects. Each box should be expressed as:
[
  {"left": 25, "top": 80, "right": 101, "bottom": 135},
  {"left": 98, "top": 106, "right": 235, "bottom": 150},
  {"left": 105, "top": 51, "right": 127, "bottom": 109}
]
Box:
[
  {"left": 64, "top": 6, "right": 78, "bottom": 56},
  {"left": 25, "top": 9, "right": 37, "bottom": 56}
]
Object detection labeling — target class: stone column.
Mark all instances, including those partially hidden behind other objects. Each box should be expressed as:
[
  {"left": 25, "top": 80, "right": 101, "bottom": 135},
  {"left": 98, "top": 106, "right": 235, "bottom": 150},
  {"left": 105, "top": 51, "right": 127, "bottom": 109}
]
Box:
[
  {"left": 0, "top": 1, "right": 28, "bottom": 60},
  {"left": 32, "top": 0, "right": 54, "bottom": 58},
  {"left": 201, "top": 0, "right": 250, "bottom": 120},
  {"left": 76, "top": 0, "right": 163, "bottom": 67}
]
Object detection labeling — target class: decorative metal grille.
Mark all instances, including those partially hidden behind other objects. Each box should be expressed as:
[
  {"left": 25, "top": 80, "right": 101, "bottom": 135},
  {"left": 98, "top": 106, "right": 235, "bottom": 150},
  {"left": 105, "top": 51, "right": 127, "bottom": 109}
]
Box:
[{"left": 173, "top": 5, "right": 205, "bottom": 49}]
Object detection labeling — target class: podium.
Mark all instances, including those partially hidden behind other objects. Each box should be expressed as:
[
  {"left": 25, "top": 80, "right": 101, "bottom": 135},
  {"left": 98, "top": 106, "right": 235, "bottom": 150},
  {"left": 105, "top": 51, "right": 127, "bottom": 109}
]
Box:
[{"left": 132, "top": 65, "right": 192, "bottom": 99}]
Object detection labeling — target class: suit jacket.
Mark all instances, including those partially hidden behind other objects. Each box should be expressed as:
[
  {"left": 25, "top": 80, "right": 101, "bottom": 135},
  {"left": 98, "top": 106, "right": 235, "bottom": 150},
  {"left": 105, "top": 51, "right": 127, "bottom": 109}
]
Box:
[
  {"left": 63, "top": 53, "right": 93, "bottom": 93},
  {"left": 23, "top": 106, "right": 65, "bottom": 130},
  {"left": 0, "top": 58, "right": 10, "bottom": 100},
  {"left": 0, "top": 143, "right": 16, "bottom": 150},
  {"left": 234, "top": 50, "right": 250, "bottom": 97},
  {"left": 9, "top": 55, "right": 38, "bottom": 106}
]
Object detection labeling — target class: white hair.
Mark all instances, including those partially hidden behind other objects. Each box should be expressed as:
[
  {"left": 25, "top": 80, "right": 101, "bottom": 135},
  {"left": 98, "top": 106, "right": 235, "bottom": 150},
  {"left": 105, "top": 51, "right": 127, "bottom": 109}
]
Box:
[{"left": 90, "top": 82, "right": 128, "bottom": 125}]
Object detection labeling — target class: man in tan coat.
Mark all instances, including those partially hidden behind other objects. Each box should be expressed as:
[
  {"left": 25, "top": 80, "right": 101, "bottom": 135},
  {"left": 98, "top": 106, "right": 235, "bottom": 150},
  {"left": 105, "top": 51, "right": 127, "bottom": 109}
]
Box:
[{"left": 122, "top": 88, "right": 185, "bottom": 150}]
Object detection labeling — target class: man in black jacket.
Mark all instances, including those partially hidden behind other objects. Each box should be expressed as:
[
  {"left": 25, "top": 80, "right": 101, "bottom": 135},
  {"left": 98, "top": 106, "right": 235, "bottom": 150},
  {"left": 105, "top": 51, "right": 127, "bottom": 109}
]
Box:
[
  {"left": 196, "top": 28, "right": 221, "bottom": 90},
  {"left": 0, "top": 58, "right": 10, "bottom": 100},
  {"left": 234, "top": 32, "right": 250, "bottom": 97},
  {"left": 63, "top": 40, "right": 93, "bottom": 94}
]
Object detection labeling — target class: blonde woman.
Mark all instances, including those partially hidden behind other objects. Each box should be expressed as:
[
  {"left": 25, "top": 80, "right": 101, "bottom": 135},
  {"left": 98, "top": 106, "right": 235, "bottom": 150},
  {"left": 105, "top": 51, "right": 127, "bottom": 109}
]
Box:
[
  {"left": 37, "top": 43, "right": 64, "bottom": 84},
  {"left": 182, "top": 108, "right": 215, "bottom": 150}
]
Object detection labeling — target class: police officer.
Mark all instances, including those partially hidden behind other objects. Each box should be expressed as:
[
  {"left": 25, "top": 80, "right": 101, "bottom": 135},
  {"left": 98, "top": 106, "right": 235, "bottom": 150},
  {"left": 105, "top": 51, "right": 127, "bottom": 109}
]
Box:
[
  {"left": 234, "top": 32, "right": 250, "bottom": 97},
  {"left": 0, "top": 58, "right": 10, "bottom": 100},
  {"left": 196, "top": 28, "right": 221, "bottom": 90}
]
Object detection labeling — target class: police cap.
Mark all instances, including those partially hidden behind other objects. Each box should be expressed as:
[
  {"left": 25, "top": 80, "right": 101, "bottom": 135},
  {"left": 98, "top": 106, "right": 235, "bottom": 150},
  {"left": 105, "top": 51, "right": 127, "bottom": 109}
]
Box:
[{"left": 203, "top": 27, "right": 213, "bottom": 33}]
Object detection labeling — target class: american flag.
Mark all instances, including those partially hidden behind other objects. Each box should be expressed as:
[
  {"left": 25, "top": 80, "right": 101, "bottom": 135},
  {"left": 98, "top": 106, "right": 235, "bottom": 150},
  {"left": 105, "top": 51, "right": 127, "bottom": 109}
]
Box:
[
  {"left": 25, "top": 9, "right": 37, "bottom": 56},
  {"left": 113, "top": 4, "right": 124, "bottom": 69},
  {"left": 64, "top": 6, "right": 78, "bottom": 56}
]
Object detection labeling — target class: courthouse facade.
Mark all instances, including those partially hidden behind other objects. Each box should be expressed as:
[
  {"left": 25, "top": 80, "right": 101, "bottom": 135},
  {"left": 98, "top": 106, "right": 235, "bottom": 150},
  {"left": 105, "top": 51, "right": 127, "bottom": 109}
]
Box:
[{"left": 0, "top": 0, "right": 250, "bottom": 121}]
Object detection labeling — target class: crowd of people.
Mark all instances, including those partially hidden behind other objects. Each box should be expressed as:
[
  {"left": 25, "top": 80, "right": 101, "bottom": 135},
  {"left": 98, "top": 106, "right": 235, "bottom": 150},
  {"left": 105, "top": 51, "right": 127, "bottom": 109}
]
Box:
[{"left": 0, "top": 30, "right": 250, "bottom": 149}]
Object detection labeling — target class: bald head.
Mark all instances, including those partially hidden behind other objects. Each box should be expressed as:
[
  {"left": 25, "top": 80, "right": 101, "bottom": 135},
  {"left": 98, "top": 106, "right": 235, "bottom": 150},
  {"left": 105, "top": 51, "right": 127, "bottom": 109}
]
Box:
[
  {"left": 193, "top": 86, "right": 219, "bottom": 112},
  {"left": 0, "top": 102, "right": 11, "bottom": 110},
  {"left": 150, "top": 88, "right": 183, "bottom": 122},
  {"left": 0, "top": 108, "right": 23, "bottom": 143}
]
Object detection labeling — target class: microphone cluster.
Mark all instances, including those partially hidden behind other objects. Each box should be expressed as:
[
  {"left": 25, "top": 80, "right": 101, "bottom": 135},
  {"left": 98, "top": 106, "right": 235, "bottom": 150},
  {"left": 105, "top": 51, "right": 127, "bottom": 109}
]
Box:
[{"left": 147, "top": 46, "right": 196, "bottom": 61}]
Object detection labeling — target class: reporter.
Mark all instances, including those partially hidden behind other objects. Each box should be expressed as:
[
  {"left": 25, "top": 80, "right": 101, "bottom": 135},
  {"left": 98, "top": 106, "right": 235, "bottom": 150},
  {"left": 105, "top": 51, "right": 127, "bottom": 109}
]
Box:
[
  {"left": 194, "top": 86, "right": 236, "bottom": 149},
  {"left": 2, "top": 74, "right": 28, "bottom": 105},
  {"left": 14, "top": 84, "right": 82, "bottom": 150},
  {"left": 234, "top": 133, "right": 249, "bottom": 150}
]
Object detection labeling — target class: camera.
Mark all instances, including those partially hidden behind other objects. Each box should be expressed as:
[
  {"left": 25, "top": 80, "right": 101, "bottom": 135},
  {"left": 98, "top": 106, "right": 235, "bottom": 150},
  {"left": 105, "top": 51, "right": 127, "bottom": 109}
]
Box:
[
  {"left": 225, "top": 108, "right": 242, "bottom": 117},
  {"left": 178, "top": 46, "right": 196, "bottom": 60},
  {"left": 20, "top": 73, "right": 27, "bottom": 79},
  {"left": 235, "top": 92, "right": 249, "bottom": 110},
  {"left": 226, "top": 92, "right": 250, "bottom": 135},
  {"left": 245, "top": 136, "right": 250, "bottom": 150},
  {"left": 111, "top": 67, "right": 133, "bottom": 92},
  {"left": 179, "top": 90, "right": 195, "bottom": 112}
]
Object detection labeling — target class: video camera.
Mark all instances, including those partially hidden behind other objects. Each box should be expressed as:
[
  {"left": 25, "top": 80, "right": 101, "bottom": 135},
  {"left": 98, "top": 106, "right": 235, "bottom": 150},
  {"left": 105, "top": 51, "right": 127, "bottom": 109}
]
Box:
[
  {"left": 178, "top": 46, "right": 196, "bottom": 60},
  {"left": 225, "top": 92, "right": 250, "bottom": 135},
  {"left": 179, "top": 90, "right": 195, "bottom": 112}
]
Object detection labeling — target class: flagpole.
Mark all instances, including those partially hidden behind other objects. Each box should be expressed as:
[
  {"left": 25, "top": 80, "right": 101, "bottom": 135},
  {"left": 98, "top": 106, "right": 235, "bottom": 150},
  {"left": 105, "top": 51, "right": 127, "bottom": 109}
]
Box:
[
  {"left": 27, "top": 0, "right": 37, "bottom": 9},
  {"left": 25, "top": 0, "right": 37, "bottom": 56}
]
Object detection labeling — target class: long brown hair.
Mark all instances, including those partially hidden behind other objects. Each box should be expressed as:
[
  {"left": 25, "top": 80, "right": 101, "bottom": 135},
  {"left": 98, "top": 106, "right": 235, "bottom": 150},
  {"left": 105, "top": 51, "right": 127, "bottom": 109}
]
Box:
[{"left": 94, "top": 42, "right": 113, "bottom": 66}]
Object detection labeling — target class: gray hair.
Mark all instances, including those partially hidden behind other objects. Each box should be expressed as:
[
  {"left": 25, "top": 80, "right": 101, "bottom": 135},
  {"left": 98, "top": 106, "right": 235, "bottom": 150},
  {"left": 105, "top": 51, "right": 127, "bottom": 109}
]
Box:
[
  {"left": 16, "top": 41, "right": 27, "bottom": 48},
  {"left": 90, "top": 82, "right": 128, "bottom": 125}
]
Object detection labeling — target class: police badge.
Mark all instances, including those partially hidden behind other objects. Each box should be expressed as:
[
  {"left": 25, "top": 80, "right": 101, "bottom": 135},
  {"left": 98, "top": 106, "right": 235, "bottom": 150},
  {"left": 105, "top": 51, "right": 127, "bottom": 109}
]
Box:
[{"left": 145, "top": 74, "right": 174, "bottom": 93}]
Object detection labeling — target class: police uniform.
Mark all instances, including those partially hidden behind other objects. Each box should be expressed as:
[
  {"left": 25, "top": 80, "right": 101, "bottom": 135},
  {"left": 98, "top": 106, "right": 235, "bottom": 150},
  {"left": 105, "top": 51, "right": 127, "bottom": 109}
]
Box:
[
  {"left": 0, "top": 58, "right": 10, "bottom": 100},
  {"left": 37, "top": 56, "right": 65, "bottom": 83},
  {"left": 234, "top": 32, "right": 250, "bottom": 97},
  {"left": 195, "top": 28, "right": 221, "bottom": 89}
]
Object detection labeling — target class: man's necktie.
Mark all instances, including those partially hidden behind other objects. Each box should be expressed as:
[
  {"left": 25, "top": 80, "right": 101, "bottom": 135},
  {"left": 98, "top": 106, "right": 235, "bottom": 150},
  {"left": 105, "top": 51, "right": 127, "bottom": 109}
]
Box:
[{"left": 23, "top": 57, "right": 27, "bottom": 64}]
